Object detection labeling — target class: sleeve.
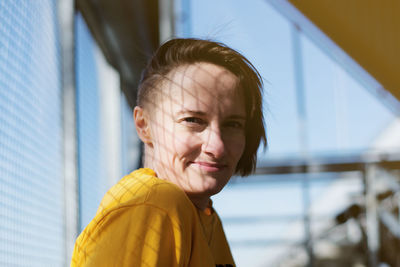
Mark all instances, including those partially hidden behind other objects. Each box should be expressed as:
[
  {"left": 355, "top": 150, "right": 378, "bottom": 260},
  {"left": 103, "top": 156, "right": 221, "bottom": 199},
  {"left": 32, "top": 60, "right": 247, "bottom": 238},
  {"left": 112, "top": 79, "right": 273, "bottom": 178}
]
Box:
[{"left": 71, "top": 204, "right": 182, "bottom": 267}]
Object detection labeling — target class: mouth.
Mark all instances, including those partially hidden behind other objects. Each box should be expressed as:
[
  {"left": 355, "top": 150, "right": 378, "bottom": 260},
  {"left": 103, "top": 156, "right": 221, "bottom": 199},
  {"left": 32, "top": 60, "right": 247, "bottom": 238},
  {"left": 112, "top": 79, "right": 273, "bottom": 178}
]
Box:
[{"left": 190, "top": 161, "right": 227, "bottom": 172}]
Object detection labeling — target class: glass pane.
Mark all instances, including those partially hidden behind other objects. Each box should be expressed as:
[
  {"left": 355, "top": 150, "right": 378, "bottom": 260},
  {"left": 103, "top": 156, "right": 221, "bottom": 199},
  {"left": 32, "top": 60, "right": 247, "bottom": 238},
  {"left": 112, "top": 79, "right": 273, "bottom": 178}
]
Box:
[{"left": 75, "top": 13, "right": 108, "bottom": 231}]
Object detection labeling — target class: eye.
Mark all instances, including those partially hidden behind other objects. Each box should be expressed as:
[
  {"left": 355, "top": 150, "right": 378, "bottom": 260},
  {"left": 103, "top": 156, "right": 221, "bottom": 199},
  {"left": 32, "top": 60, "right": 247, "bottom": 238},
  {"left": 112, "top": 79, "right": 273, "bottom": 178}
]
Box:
[
  {"left": 225, "top": 120, "right": 244, "bottom": 129},
  {"left": 180, "top": 117, "right": 207, "bottom": 131},
  {"left": 181, "top": 117, "right": 206, "bottom": 127}
]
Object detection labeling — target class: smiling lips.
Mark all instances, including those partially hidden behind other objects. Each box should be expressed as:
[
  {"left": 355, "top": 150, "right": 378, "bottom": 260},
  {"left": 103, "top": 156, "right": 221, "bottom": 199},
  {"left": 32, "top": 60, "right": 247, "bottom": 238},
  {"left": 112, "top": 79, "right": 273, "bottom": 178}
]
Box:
[{"left": 190, "top": 161, "right": 227, "bottom": 172}]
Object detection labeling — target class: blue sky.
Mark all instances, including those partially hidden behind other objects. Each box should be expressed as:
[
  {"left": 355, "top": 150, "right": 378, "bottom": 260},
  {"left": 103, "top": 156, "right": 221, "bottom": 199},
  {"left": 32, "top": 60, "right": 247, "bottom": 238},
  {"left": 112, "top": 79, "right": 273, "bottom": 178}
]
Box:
[
  {"left": 177, "top": 0, "right": 395, "bottom": 158},
  {"left": 175, "top": 0, "right": 397, "bottom": 265}
]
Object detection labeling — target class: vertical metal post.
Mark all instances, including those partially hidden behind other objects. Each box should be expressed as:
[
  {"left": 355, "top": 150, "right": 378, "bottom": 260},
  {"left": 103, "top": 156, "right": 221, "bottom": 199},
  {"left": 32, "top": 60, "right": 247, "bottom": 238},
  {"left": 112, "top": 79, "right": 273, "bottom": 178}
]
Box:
[
  {"left": 159, "top": 0, "right": 175, "bottom": 43},
  {"left": 58, "top": 0, "right": 79, "bottom": 265},
  {"left": 291, "top": 23, "right": 313, "bottom": 267},
  {"left": 365, "top": 164, "right": 379, "bottom": 267}
]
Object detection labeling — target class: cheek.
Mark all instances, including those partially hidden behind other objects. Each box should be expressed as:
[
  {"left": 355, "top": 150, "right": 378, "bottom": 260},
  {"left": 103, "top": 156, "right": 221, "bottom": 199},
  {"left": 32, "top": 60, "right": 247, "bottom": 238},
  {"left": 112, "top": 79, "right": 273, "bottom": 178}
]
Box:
[
  {"left": 172, "top": 133, "right": 202, "bottom": 159},
  {"left": 151, "top": 123, "right": 175, "bottom": 162},
  {"left": 156, "top": 129, "right": 201, "bottom": 163},
  {"left": 227, "top": 134, "right": 246, "bottom": 161}
]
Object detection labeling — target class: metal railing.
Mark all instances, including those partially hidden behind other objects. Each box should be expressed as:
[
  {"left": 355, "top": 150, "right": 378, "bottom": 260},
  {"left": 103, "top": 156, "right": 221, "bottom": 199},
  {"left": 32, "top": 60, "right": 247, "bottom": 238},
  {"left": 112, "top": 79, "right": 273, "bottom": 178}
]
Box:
[{"left": 233, "top": 152, "right": 400, "bottom": 267}]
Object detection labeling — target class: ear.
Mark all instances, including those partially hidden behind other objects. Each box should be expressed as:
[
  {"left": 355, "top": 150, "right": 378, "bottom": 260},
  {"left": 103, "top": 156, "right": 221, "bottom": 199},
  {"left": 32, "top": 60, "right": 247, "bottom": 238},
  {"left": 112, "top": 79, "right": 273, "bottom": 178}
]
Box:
[{"left": 134, "top": 106, "right": 153, "bottom": 146}]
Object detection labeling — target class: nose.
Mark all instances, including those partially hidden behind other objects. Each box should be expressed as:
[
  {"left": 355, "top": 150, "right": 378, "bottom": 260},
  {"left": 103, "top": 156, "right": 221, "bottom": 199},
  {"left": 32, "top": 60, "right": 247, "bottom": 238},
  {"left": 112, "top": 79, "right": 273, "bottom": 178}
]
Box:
[{"left": 202, "top": 126, "right": 225, "bottom": 159}]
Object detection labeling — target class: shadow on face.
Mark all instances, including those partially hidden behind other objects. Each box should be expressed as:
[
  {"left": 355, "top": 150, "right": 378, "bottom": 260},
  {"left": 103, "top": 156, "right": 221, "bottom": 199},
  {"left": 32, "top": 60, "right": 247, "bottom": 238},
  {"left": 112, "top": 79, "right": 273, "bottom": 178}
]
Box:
[{"left": 134, "top": 62, "right": 247, "bottom": 209}]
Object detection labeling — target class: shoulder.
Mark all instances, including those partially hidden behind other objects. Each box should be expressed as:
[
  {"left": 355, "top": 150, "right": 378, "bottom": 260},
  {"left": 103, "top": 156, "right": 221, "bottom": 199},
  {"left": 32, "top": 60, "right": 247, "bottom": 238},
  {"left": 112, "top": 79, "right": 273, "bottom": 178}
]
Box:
[
  {"left": 97, "top": 168, "right": 196, "bottom": 221},
  {"left": 73, "top": 169, "right": 198, "bottom": 265}
]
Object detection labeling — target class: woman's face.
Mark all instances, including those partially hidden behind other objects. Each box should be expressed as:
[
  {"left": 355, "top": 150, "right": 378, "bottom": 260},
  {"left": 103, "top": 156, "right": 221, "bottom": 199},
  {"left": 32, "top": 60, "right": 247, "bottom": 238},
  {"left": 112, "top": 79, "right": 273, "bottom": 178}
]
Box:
[{"left": 142, "top": 62, "right": 246, "bottom": 201}]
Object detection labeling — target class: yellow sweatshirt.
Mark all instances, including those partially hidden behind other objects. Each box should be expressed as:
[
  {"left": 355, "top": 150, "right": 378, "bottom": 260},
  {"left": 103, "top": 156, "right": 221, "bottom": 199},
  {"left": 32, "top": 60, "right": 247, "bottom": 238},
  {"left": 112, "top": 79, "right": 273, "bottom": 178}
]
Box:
[{"left": 71, "top": 168, "right": 235, "bottom": 267}]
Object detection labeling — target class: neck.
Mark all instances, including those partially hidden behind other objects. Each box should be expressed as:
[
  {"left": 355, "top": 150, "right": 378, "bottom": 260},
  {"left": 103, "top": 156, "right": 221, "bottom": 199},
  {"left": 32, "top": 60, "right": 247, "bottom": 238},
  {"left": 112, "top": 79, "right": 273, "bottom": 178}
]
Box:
[
  {"left": 142, "top": 147, "right": 156, "bottom": 170},
  {"left": 187, "top": 194, "right": 210, "bottom": 210}
]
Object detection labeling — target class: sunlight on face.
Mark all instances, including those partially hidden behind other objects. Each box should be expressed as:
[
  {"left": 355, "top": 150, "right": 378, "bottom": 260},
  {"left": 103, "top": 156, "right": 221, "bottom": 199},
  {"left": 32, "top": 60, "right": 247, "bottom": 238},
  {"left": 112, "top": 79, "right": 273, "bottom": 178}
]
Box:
[{"left": 141, "top": 62, "right": 246, "bottom": 207}]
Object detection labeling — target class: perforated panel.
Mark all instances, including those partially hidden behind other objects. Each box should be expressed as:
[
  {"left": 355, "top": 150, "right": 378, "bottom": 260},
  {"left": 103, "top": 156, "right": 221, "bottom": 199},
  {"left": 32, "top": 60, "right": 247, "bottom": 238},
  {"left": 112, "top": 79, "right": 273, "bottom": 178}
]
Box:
[{"left": 0, "top": 1, "right": 64, "bottom": 266}]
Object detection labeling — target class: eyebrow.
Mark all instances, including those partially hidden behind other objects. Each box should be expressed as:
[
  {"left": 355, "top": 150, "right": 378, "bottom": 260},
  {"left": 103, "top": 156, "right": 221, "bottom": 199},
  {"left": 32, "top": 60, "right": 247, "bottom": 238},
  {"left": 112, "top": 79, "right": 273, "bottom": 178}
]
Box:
[
  {"left": 228, "top": 115, "right": 246, "bottom": 121},
  {"left": 176, "top": 109, "right": 246, "bottom": 120},
  {"left": 175, "top": 109, "right": 207, "bottom": 117}
]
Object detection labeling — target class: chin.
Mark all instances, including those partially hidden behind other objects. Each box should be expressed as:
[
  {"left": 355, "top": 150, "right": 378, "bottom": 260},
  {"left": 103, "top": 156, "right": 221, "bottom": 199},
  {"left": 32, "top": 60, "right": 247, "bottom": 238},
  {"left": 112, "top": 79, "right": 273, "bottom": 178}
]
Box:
[
  {"left": 182, "top": 167, "right": 231, "bottom": 195},
  {"left": 197, "top": 177, "right": 226, "bottom": 196}
]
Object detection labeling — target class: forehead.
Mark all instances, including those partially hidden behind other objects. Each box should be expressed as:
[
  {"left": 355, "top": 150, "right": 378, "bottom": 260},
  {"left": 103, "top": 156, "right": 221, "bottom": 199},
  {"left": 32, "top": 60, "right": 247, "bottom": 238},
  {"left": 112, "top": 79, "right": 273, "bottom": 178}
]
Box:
[{"left": 161, "top": 63, "right": 243, "bottom": 109}]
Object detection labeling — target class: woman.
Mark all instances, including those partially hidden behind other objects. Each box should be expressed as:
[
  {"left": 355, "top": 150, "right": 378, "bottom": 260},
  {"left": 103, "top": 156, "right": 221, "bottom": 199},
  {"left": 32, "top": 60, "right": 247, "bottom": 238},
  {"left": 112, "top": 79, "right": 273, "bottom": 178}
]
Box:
[{"left": 71, "top": 38, "right": 266, "bottom": 267}]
